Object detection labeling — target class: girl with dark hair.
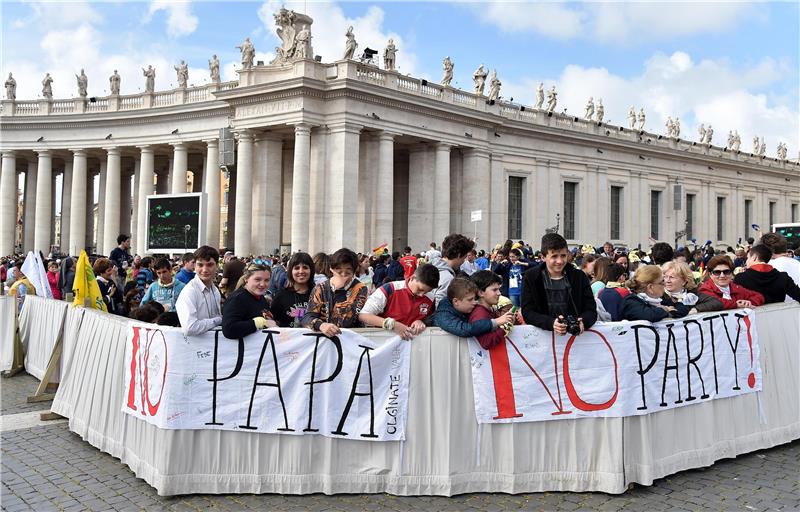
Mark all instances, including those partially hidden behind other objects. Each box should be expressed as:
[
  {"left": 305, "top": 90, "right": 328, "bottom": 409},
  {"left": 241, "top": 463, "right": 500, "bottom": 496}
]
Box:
[{"left": 271, "top": 252, "right": 314, "bottom": 327}]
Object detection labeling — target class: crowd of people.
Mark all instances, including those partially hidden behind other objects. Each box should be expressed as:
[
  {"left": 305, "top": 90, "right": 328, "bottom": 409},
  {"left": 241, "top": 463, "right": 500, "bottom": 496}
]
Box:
[{"left": 2, "top": 229, "right": 798, "bottom": 344}]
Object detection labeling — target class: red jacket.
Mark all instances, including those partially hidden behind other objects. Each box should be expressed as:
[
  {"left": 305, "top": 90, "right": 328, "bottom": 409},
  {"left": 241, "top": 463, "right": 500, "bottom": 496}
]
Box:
[
  {"left": 697, "top": 279, "right": 764, "bottom": 310},
  {"left": 468, "top": 304, "right": 503, "bottom": 350}
]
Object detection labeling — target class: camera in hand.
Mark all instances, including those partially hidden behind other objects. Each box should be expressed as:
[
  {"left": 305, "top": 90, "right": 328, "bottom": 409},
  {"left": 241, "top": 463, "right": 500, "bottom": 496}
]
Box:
[{"left": 559, "top": 315, "right": 581, "bottom": 336}]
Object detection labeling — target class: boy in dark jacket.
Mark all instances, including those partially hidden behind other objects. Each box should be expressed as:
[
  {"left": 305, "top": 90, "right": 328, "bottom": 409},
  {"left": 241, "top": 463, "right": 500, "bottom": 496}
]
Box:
[
  {"left": 734, "top": 244, "right": 800, "bottom": 304},
  {"left": 433, "top": 277, "right": 513, "bottom": 338},
  {"left": 521, "top": 233, "right": 597, "bottom": 334}
]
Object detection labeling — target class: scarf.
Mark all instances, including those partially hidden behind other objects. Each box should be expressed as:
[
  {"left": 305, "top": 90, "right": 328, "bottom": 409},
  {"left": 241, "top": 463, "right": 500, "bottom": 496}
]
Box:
[
  {"left": 668, "top": 288, "right": 699, "bottom": 305},
  {"left": 636, "top": 292, "right": 663, "bottom": 306}
]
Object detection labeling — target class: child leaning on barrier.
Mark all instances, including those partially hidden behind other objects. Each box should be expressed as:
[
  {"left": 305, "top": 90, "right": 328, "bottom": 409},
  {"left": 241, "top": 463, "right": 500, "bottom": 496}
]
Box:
[
  {"left": 433, "top": 277, "right": 513, "bottom": 338},
  {"left": 468, "top": 271, "right": 516, "bottom": 350}
]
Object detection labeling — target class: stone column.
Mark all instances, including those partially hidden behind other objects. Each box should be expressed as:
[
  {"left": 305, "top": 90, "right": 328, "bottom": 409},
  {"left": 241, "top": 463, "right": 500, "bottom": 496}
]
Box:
[
  {"left": 308, "top": 128, "right": 327, "bottom": 254},
  {"left": 103, "top": 147, "right": 121, "bottom": 256},
  {"left": 234, "top": 129, "right": 254, "bottom": 256},
  {"left": 0, "top": 152, "right": 16, "bottom": 256},
  {"left": 433, "top": 143, "right": 452, "bottom": 244},
  {"left": 131, "top": 157, "right": 140, "bottom": 252},
  {"left": 50, "top": 170, "right": 58, "bottom": 248},
  {"left": 34, "top": 150, "right": 53, "bottom": 254},
  {"left": 155, "top": 164, "right": 169, "bottom": 195},
  {"left": 69, "top": 150, "right": 88, "bottom": 256},
  {"left": 61, "top": 160, "right": 73, "bottom": 253},
  {"left": 407, "top": 144, "right": 430, "bottom": 251},
  {"left": 96, "top": 161, "right": 106, "bottom": 254},
  {"left": 137, "top": 146, "right": 155, "bottom": 254},
  {"left": 171, "top": 143, "right": 188, "bottom": 194},
  {"left": 326, "top": 123, "right": 362, "bottom": 252},
  {"left": 489, "top": 153, "right": 506, "bottom": 248},
  {"left": 375, "top": 131, "right": 395, "bottom": 248},
  {"left": 290, "top": 123, "right": 312, "bottom": 252},
  {"left": 202, "top": 139, "right": 220, "bottom": 248},
  {"left": 462, "top": 148, "right": 491, "bottom": 248},
  {"left": 23, "top": 161, "right": 37, "bottom": 252},
  {"left": 120, "top": 166, "right": 133, "bottom": 239},
  {"left": 86, "top": 168, "right": 96, "bottom": 251}
]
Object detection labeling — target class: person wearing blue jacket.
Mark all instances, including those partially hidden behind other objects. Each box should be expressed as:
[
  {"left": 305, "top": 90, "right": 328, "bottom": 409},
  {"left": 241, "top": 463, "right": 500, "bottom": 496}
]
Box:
[
  {"left": 141, "top": 258, "right": 186, "bottom": 312},
  {"left": 433, "top": 278, "right": 513, "bottom": 337}
]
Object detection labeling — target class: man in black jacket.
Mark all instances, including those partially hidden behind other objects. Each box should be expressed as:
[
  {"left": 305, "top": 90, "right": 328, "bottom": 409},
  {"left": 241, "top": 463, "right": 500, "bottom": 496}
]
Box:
[
  {"left": 734, "top": 244, "right": 800, "bottom": 304},
  {"left": 521, "top": 233, "right": 597, "bottom": 334}
]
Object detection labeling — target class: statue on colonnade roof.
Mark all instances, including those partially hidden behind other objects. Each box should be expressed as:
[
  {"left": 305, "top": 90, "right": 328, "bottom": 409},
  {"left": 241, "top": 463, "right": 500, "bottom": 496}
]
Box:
[
  {"left": 237, "top": 38, "right": 255, "bottom": 69},
  {"left": 441, "top": 56, "right": 454, "bottom": 86},
  {"left": 343, "top": 26, "right": 357, "bottom": 60},
  {"left": 270, "top": 7, "right": 314, "bottom": 65},
  {"left": 5, "top": 73, "right": 16, "bottom": 100}
]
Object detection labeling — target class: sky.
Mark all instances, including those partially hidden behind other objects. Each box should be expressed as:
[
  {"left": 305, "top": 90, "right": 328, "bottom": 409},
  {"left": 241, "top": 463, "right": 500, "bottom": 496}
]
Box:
[{"left": 1, "top": 0, "right": 798, "bottom": 159}]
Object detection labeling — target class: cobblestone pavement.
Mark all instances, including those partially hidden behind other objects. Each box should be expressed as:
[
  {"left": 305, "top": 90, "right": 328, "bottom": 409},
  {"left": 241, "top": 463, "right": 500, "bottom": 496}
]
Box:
[{"left": 2, "top": 372, "right": 798, "bottom": 511}]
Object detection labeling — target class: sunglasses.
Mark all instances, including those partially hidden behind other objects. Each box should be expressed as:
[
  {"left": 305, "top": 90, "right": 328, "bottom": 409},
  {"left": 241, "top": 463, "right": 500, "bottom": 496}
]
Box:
[
  {"left": 246, "top": 263, "right": 269, "bottom": 272},
  {"left": 711, "top": 269, "right": 733, "bottom": 276}
]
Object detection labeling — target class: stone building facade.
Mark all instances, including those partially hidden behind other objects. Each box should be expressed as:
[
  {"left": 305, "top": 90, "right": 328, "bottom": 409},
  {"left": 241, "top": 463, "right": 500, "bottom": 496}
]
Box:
[{"left": 1, "top": 40, "right": 798, "bottom": 257}]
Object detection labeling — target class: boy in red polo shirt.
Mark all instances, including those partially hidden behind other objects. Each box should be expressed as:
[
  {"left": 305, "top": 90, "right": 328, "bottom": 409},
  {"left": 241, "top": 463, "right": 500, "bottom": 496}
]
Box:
[{"left": 359, "top": 264, "right": 440, "bottom": 340}]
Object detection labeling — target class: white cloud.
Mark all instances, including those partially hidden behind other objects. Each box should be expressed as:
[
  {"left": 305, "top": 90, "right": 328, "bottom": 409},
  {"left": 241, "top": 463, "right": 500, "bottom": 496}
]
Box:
[
  {"left": 146, "top": 0, "right": 198, "bottom": 38},
  {"left": 258, "top": 1, "right": 418, "bottom": 75},
  {"left": 471, "top": 1, "right": 757, "bottom": 43},
  {"left": 501, "top": 51, "right": 798, "bottom": 158}
]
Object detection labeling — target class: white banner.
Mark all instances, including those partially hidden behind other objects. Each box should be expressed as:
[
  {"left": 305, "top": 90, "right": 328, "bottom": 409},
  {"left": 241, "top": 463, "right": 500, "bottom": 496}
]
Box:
[
  {"left": 470, "top": 309, "right": 761, "bottom": 423},
  {"left": 123, "top": 327, "right": 411, "bottom": 441}
]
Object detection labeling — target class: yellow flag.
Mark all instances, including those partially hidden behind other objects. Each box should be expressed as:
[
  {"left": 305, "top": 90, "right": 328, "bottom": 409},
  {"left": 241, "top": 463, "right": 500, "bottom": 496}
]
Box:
[{"left": 72, "top": 250, "right": 107, "bottom": 312}]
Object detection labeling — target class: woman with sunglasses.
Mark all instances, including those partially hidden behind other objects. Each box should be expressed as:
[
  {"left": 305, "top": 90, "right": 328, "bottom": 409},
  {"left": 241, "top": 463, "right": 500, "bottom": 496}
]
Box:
[
  {"left": 621, "top": 265, "right": 690, "bottom": 322},
  {"left": 697, "top": 255, "right": 764, "bottom": 310},
  {"left": 221, "top": 262, "right": 277, "bottom": 339},
  {"left": 271, "top": 252, "right": 314, "bottom": 328}
]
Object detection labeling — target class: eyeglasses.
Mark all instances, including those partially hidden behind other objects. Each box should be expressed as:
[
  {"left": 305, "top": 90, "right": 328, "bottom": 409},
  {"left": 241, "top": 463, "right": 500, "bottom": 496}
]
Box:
[{"left": 711, "top": 269, "right": 733, "bottom": 276}]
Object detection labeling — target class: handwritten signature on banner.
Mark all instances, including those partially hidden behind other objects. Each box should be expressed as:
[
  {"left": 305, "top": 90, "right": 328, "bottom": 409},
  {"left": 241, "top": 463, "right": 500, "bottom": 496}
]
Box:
[
  {"left": 470, "top": 310, "right": 762, "bottom": 423},
  {"left": 123, "top": 327, "right": 412, "bottom": 441}
]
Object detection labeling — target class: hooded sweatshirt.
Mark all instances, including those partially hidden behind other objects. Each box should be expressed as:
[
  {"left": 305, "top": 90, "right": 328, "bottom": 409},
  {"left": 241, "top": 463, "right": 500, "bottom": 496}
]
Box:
[
  {"left": 733, "top": 264, "right": 800, "bottom": 304},
  {"left": 429, "top": 257, "right": 457, "bottom": 307}
]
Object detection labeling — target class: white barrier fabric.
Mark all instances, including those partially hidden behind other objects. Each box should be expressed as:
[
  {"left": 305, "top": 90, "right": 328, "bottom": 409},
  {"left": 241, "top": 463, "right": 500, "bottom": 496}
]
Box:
[
  {"left": 470, "top": 311, "right": 761, "bottom": 423},
  {"left": 122, "top": 327, "right": 410, "bottom": 441},
  {"left": 17, "top": 295, "right": 69, "bottom": 381},
  {"left": 44, "top": 298, "right": 798, "bottom": 496},
  {"left": 0, "top": 296, "right": 16, "bottom": 372}
]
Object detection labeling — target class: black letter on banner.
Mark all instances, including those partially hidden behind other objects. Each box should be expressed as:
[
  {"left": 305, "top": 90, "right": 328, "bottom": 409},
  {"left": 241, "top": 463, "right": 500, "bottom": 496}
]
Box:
[
  {"left": 239, "top": 330, "right": 294, "bottom": 431},
  {"left": 660, "top": 323, "right": 683, "bottom": 407},
  {"left": 720, "top": 313, "right": 741, "bottom": 390},
  {"left": 633, "top": 325, "right": 660, "bottom": 410},
  {"left": 303, "top": 332, "right": 343, "bottom": 432},
  {"left": 683, "top": 320, "right": 709, "bottom": 401},
  {"left": 332, "top": 345, "right": 378, "bottom": 438},
  {"left": 702, "top": 315, "right": 722, "bottom": 394},
  {"left": 206, "top": 331, "right": 245, "bottom": 426}
]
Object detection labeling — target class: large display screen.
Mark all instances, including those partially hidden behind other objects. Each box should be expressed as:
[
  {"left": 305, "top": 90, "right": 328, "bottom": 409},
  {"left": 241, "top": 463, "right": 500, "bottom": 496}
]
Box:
[{"left": 146, "top": 193, "right": 205, "bottom": 253}]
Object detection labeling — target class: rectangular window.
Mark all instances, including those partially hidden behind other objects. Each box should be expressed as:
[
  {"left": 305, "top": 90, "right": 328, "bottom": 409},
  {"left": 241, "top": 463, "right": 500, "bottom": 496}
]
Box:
[
  {"left": 793, "top": 203, "right": 798, "bottom": 223},
  {"left": 769, "top": 201, "right": 776, "bottom": 230},
  {"left": 564, "top": 182, "right": 577, "bottom": 239},
  {"left": 744, "top": 199, "right": 753, "bottom": 239},
  {"left": 507, "top": 176, "right": 524, "bottom": 239},
  {"left": 610, "top": 186, "right": 622, "bottom": 240},
  {"left": 650, "top": 190, "right": 661, "bottom": 240},
  {"left": 686, "top": 193, "right": 695, "bottom": 239},
  {"left": 716, "top": 197, "right": 725, "bottom": 241}
]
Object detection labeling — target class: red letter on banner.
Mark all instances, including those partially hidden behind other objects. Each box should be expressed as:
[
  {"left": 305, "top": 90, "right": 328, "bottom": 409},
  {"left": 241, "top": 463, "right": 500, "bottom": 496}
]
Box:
[
  {"left": 562, "top": 329, "right": 619, "bottom": 411},
  {"left": 143, "top": 330, "right": 168, "bottom": 416},
  {"left": 126, "top": 327, "right": 141, "bottom": 411},
  {"left": 488, "top": 342, "right": 523, "bottom": 419}
]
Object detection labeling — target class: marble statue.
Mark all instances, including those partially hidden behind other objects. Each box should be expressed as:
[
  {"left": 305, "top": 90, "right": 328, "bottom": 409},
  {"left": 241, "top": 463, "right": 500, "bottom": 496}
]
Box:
[
  {"left": 209, "top": 55, "right": 220, "bottom": 82},
  {"left": 726, "top": 130, "right": 734, "bottom": 150},
  {"left": 758, "top": 139, "right": 766, "bottom": 156},
  {"left": 704, "top": 125, "right": 713, "bottom": 145},
  {"left": 753, "top": 136, "right": 760, "bottom": 153},
  {"left": 545, "top": 85, "right": 557, "bottom": 113},
  {"left": 76, "top": 68, "right": 88, "bottom": 97},
  {"left": 383, "top": 39, "right": 397, "bottom": 71},
  {"left": 237, "top": 38, "right": 255, "bottom": 69},
  {"left": 534, "top": 82, "right": 544, "bottom": 109},
  {"left": 487, "top": 70, "right": 501, "bottom": 102},
  {"left": 143, "top": 65, "right": 156, "bottom": 93},
  {"left": 666, "top": 116, "right": 674, "bottom": 136},
  {"left": 674, "top": 117, "right": 681, "bottom": 138},
  {"left": 732, "top": 130, "right": 741, "bottom": 151},
  {"left": 109, "top": 70, "right": 121, "bottom": 95},
  {"left": 4, "top": 72, "right": 16, "bottom": 100},
  {"left": 595, "top": 99, "right": 604, "bottom": 122},
  {"left": 777, "top": 142, "right": 788, "bottom": 161},
  {"left": 343, "top": 26, "right": 357, "bottom": 60},
  {"left": 584, "top": 97, "right": 594, "bottom": 120},
  {"left": 472, "top": 64, "right": 488, "bottom": 95},
  {"left": 637, "top": 108, "right": 646, "bottom": 130},
  {"left": 42, "top": 73, "right": 53, "bottom": 100},
  {"left": 174, "top": 60, "right": 189, "bottom": 88},
  {"left": 698, "top": 123, "right": 706, "bottom": 142},
  {"left": 270, "top": 8, "right": 314, "bottom": 65},
  {"left": 628, "top": 107, "right": 637, "bottom": 129},
  {"left": 441, "top": 57, "right": 454, "bottom": 86}
]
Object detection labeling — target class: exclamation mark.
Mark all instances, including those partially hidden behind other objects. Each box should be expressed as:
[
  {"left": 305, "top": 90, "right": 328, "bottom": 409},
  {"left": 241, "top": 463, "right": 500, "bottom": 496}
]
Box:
[{"left": 743, "top": 315, "right": 756, "bottom": 388}]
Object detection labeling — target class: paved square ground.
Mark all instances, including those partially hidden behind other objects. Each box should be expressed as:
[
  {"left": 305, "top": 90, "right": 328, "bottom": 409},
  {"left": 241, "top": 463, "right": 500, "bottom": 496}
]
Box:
[{"left": 2, "top": 372, "right": 798, "bottom": 511}]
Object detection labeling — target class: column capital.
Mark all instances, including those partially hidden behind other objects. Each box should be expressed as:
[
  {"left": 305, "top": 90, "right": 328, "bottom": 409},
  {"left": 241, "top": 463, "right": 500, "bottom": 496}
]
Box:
[
  {"left": 105, "top": 146, "right": 121, "bottom": 156},
  {"left": 234, "top": 128, "right": 255, "bottom": 141},
  {"left": 171, "top": 141, "right": 187, "bottom": 149},
  {"left": 378, "top": 130, "right": 400, "bottom": 142},
  {"left": 464, "top": 147, "right": 491, "bottom": 158},
  {"left": 293, "top": 122, "right": 314, "bottom": 135},
  {"left": 137, "top": 145, "right": 155, "bottom": 153},
  {"left": 435, "top": 142, "right": 453, "bottom": 151},
  {"left": 202, "top": 138, "right": 219, "bottom": 147},
  {"left": 36, "top": 149, "right": 51, "bottom": 157},
  {"left": 1, "top": 150, "right": 16, "bottom": 158},
  {"left": 327, "top": 122, "right": 363, "bottom": 135},
  {"left": 69, "top": 148, "right": 88, "bottom": 156}
]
